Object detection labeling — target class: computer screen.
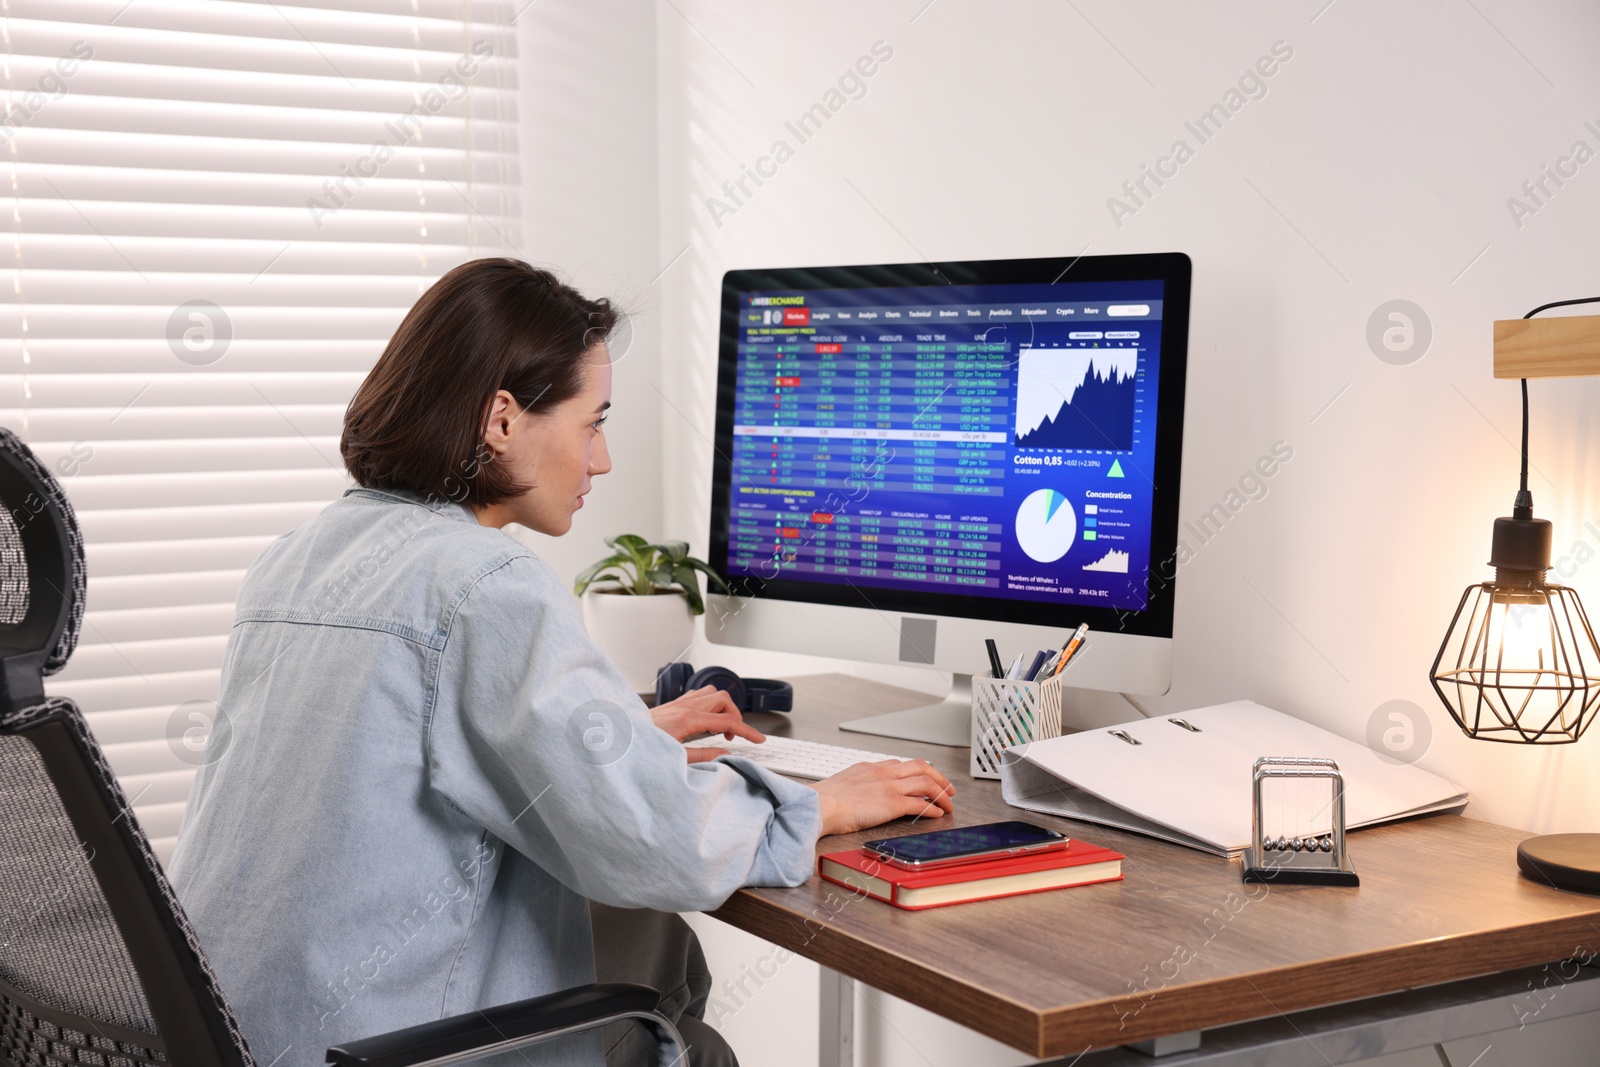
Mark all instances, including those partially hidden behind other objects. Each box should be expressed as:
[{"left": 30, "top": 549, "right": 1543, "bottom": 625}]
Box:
[{"left": 709, "top": 254, "right": 1189, "bottom": 642}]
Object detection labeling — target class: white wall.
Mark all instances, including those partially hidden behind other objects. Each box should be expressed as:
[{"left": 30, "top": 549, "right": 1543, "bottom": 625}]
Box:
[
  {"left": 511, "top": 0, "right": 665, "bottom": 581},
  {"left": 638, "top": 2, "right": 1600, "bottom": 1065}
]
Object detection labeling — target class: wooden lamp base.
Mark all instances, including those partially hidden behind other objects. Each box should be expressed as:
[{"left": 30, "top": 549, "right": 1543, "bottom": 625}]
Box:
[{"left": 1517, "top": 833, "right": 1600, "bottom": 893}]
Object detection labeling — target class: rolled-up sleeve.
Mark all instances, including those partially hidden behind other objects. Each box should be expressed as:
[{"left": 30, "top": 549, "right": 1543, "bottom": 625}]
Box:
[{"left": 425, "top": 554, "right": 822, "bottom": 911}]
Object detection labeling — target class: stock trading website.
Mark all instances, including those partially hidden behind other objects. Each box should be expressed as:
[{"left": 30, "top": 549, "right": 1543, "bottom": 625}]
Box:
[{"left": 725, "top": 280, "right": 1165, "bottom": 613}]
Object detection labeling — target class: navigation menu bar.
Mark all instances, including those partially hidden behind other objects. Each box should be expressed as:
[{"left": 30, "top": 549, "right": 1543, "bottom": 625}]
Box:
[{"left": 742, "top": 300, "right": 1164, "bottom": 327}]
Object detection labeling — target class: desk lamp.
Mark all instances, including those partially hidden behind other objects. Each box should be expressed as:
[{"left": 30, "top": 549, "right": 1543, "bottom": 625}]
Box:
[{"left": 1430, "top": 297, "right": 1600, "bottom": 892}]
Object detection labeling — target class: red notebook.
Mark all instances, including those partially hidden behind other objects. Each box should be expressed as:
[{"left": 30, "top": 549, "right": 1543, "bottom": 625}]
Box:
[{"left": 817, "top": 839, "right": 1124, "bottom": 910}]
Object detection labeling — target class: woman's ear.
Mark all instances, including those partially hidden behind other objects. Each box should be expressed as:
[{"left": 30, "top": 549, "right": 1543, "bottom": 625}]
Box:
[{"left": 481, "top": 389, "right": 518, "bottom": 456}]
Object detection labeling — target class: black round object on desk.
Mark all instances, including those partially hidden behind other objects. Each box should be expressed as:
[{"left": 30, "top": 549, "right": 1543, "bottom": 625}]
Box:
[{"left": 1517, "top": 833, "right": 1600, "bottom": 893}]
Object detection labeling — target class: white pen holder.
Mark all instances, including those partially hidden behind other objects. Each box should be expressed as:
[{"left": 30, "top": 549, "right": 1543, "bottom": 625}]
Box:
[{"left": 970, "top": 673, "right": 1067, "bottom": 779}]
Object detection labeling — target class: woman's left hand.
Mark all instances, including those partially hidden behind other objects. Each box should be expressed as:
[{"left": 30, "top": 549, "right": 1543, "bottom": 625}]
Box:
[{"left": 651, "top": 685, "right": 766, "bottom": 764}]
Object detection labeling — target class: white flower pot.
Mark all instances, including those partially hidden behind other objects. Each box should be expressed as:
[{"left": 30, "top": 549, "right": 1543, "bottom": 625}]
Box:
[{"left": 581, "top": 589, "right": 695, "bottom": 693}]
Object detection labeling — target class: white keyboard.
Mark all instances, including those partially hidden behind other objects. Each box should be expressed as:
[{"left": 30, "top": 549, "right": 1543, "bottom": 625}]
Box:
[{"left": 684, "top": 734, "right": 912, "bottom": 780}]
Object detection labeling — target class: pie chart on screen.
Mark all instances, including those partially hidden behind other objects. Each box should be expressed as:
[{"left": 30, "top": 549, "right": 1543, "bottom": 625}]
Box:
[{"left": 1015, "top": 488, "right": 1076, "bottom": 563}]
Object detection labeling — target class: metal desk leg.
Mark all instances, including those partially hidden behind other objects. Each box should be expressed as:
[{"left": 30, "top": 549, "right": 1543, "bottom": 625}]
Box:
[
  {"left": 1127, "top": 1032, "right": 1202, "bottom": 1057},
  {"left": 819, "top": 968, "right": 854, "bottom": 1067}
]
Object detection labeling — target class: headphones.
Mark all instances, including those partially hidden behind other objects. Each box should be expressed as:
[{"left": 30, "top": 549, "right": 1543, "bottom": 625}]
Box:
[{"left": 654, "top": 661, "right": 794, "bottom": 714}]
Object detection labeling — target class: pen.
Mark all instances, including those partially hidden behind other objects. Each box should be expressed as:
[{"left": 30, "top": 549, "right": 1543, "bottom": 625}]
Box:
[
  {"left": 1022, "top": 649, "right": 1049, "bottom": 682},
  {"left": 1005, "top": 652, "right": 1027, "bottom": 680},
  {"left": 985, "top": 638, "right": 1005, "bottom": 678},
  {"left": 1050, "top": 623, "right": 1090, "bottom": 677}
]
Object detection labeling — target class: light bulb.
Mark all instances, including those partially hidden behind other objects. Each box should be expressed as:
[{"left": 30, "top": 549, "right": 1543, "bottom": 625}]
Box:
[{"left": 1484, "top": 594, "right": 1555, "bottom": 674}]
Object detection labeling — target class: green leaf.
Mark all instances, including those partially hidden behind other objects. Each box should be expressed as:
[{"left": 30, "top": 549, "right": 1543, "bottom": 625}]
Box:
[
  {"left": 607, "top": 533, "right": 651, "bottom": 553},
  {"left": 606, "top": 544, "right": 648, "bottom": 594},
  {"left": 656, "top": 540, "right": 690, "bottom": 564},
  {"left": 671, "top": 566, "right": 706, "bottom": 615},
  {"left": 646, "top": 564, "right": 673, "bottom": 589},
  {"left": 682, "top": 557, "right": 730, "bottom": 592},
  {"left": 573, "top": 554, "right": 631, "bottom": 596},
  {"left": 576, "top": 573, "right": 629, "bottom": 596},
  {"left": 670, "top": 565, "right": 707, "bottom": 614}
]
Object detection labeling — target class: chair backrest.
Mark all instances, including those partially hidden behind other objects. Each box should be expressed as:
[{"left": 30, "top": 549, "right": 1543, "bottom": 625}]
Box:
[
  {"left": 0, "top": 429, "right": 82, "bottom": 711},
  {"left": 0, "top": 429, "right": 255, "bottom": 1067}
]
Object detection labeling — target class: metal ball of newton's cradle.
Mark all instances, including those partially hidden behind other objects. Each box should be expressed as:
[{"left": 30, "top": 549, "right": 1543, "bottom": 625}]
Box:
[{"left": 1262, "top": 834, "right": 1336, "bottom": 854}]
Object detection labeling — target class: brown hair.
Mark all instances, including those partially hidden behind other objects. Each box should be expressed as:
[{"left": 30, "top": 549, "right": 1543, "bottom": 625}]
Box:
[{"left": 341, "top": 258, "right": 617, "bottom": 508}]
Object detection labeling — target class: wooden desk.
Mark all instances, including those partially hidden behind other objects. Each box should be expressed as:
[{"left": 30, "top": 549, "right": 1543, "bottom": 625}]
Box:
[{"left": 708, "top": 674, "right": 1600, "bottom": 1060}]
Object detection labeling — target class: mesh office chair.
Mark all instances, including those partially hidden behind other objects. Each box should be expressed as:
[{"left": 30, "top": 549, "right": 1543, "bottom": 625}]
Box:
[{"left": 0, "top": 428, "right": 686, "bottom": 1067}]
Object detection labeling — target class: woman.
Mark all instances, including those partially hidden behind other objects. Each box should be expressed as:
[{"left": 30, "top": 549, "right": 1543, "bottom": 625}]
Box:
[{"left": 170, "top": 258, "right": 955, "bottom": 1067}]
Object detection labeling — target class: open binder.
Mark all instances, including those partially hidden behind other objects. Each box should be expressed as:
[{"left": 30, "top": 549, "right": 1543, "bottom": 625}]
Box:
[{"left": 1000, "top": 700, "right": 1468, "bottom": 856}]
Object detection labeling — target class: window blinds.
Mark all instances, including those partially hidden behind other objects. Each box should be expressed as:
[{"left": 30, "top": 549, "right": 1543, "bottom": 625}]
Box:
[{"left": 4, "top": 0, "right": 520, "bottom": 862}]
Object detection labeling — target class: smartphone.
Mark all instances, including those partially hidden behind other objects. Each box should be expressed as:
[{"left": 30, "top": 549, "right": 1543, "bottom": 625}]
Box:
[{"left": 863, "top": 820, "right": 1068, "bottom": 871}]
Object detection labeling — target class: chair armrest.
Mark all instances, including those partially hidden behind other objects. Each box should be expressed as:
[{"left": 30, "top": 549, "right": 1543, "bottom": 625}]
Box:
[{"left": 326, "top": 982, "right": 674, "bottom": 1067}]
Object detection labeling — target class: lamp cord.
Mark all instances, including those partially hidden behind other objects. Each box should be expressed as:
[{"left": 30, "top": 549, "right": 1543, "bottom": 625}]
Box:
[
  {"left": 1514, "top": 297, "right": 1600, "bottom": 519},
  {"left": 1513, "top": 373, "right": 1532, "bottom": 518},
  {"left": 1522, "top": 297, "right": 1600, "bottom": 318}
]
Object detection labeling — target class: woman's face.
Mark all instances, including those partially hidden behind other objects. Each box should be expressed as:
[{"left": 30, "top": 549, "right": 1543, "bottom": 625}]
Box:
[{"left": 475, "top": 349, "right": 613, "bottom": 534}]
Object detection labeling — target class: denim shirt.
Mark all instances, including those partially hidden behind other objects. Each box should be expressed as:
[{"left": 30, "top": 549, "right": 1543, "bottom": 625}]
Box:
[{"left": 168, "top": 488, "right": 823, "bottom": 1067}]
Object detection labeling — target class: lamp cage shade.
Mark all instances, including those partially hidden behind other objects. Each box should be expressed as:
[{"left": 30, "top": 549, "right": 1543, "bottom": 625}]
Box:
[{"left": 1431, "top": 580, "right": 1600, "bottom": 743}]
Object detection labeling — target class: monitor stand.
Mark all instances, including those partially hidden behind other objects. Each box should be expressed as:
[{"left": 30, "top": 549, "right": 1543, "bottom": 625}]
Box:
[{"left": 838, "top": 673, "right": 973, "bottom": 747}]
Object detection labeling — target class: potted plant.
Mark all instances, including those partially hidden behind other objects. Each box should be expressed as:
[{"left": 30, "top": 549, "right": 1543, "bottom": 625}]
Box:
[{"left": 574, "top": 534, "right": 730, "bottom": 691}]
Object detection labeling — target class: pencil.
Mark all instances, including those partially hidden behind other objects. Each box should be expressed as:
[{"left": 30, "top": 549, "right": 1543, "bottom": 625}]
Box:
[{"left": 1049, "top": 623, "right": 1090, "bottom": 677}]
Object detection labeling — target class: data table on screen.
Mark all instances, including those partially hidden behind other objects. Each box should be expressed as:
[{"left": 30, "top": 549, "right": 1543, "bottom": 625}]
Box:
[{"left": 723, "top": 282, "right": 1167, "bottom": 614}]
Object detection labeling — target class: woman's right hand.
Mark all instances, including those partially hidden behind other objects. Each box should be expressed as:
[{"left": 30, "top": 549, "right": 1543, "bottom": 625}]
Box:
[{"left": 808, "top": 759, "right": 956, "bottom": 836}]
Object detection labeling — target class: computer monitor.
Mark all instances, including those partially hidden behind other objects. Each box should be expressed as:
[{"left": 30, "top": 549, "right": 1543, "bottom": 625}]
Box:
[{"left": 705, "top": 253, "right": 1191, "bottom": 745}]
